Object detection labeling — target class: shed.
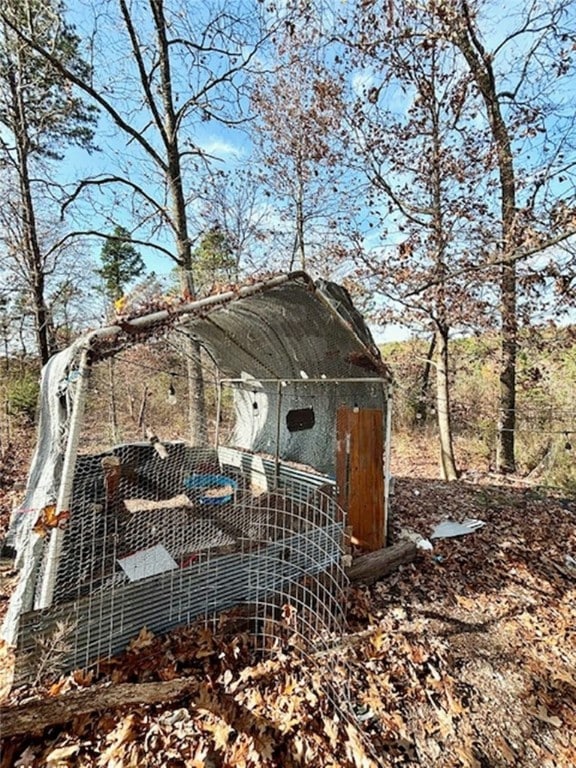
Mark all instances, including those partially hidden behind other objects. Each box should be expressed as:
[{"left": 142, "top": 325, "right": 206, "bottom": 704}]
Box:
[{"left": 3, "top": 271, "right": 393, "bottom": 681}]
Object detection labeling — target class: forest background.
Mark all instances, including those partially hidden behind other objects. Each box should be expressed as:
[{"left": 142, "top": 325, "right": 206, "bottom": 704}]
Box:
[{"left": 0, "top": 0, "right": 575, "bottom": 489}]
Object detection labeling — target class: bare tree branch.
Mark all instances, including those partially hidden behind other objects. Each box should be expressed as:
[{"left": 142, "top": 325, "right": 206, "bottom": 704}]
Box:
[
  {"left": 118, "top": 0, "right": 169, "bottom": 147},
  {"left": 0, "top": 11, "right": 168, "bottom": 173},
  {"left": 60, "top": 175, "right": 174, "bottom": 230},
  {"left": 45, "top": 229, "right": 178, "bottom": 263},
  {"left": 402, "top": 227, "right": 576, "bottom": 299}
]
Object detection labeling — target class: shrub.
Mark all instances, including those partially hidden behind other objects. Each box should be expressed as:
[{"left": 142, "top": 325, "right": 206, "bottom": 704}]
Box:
[{"left": 7, "top": 375, "right": 40, "bottom": 424}]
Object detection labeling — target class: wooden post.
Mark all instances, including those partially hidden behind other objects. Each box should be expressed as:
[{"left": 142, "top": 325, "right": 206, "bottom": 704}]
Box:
[{"left": 336, "top": 406, "right": 385, "bottom": 551}]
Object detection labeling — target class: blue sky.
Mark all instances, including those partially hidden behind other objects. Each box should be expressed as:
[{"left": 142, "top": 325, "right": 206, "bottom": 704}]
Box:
[{"left": 48, "top": 0, "right": 576, "bottom": 342}]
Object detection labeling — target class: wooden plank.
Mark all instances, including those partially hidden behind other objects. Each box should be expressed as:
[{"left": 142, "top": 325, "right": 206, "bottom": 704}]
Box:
[{"left": 336, "top": 406, "right": 384, "bottom": 551}]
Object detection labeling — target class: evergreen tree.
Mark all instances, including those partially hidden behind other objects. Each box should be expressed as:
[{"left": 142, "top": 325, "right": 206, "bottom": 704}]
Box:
[
  {"left": 193, "top": 226, "right": 236, "bottom": 292},
  {"left": 97, "top": 226, "right": 146, "bottom": 302}
]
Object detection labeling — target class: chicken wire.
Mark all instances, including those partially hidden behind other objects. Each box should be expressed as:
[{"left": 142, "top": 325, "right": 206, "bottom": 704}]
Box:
[
  {"left": 14, "top": 440, "right": 346, "bottom": 682},
  {"left": 4, "top": 272, "right": 391, "bottom": 684}
]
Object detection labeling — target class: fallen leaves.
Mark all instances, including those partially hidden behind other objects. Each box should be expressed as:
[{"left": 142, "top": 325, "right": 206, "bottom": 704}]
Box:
[
  {"left": 527, "top": 702, "right": 563, "bottom": 728},
  {"left": 344, "top": 722, "right": 378, "bottom": 768},
  {"left": 97, "top": 713, "right": 140, "bottom": 767},
  {"left": 126, "top": 626, "right": 155, "bottom": 653},
  {"left": 32, "top": 505, "right": 69, "bottom": 537},
  {"left": 1, "top": 474, "right": 575, "bottom": 767},
  {"left": 45, "top": 743, "right": 80, "bottom": 767}
]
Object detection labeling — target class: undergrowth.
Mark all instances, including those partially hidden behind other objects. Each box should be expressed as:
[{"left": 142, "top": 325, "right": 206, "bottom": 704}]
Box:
[{"left": 382, "top": 325, "right": 576, "bottom": 493}]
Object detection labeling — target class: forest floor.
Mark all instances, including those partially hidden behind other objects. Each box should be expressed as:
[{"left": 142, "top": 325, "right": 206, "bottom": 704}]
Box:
[{"left": 0, "top": 432, "right": 575, "bottom": 767}]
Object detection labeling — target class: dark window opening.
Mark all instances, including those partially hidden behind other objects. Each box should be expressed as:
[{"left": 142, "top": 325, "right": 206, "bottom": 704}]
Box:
[{"left": 286, "top": 407, "right": 315, "bottom": 432}]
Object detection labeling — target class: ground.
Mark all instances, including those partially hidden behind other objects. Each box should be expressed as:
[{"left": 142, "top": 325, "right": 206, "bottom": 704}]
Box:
[{"left": 0, "top": 434, "right": 575, "bottom": 767}]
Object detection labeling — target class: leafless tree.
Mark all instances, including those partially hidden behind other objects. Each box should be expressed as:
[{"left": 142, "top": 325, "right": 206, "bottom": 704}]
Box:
[{"left": 0, "top": 0, "right": 96, "bottom": 363}]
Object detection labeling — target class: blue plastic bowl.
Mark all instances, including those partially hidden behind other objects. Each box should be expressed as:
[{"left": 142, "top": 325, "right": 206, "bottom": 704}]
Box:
[{"left": 184, "top": 474, "right": 238, "bottom": 506}]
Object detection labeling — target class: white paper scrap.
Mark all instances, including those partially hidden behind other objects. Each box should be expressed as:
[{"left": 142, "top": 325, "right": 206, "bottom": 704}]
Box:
[
  {"left": 431, "top": 518, "right": 486, "bottom": 539},
  {"left": 118, "top": 544, "right": 178, "bottom": 582}
]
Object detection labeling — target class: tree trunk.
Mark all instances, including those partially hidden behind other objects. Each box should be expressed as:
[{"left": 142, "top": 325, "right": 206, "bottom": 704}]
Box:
[
  {"left": 292, "top": 155, "right": 306, "bottom": 271},
  {"left": 186, "top": 344, "right": 207, "bottom": 445},
  {"left": 498, "top": 260, "right": 517, "bottom": 472},
  {"left": 416, "top": 333, "right": 436, "bottom": 426},
  {"left": 436, "top": 325, "right": 458, "bottom": 481},
  {"left": 31, "top": 277, "right": 51, "bottom": 365},
  {"left": 429, "top": 52, "right": 458, "bottom": 483},
  {"left": 179, "top": 268, "right": 206, "bottom": 445},
  {"left": 2, "top": 332, "right": 9, "bottom": 372},
  {"left": 452, "top": 1, "right": 518, "bottom": 473},
  {"left": 150, "top": 2, "right": 206, "bottom": 444},
  {"left": 108, "top": 358, "right": 119, "bottom": 443},
  {"left": 9, "top": 62, "right": 54, "bottom": 365}
]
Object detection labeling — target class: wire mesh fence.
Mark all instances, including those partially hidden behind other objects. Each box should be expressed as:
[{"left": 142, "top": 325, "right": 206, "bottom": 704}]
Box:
[{"left": 16, "top": 440, "right": 347, "bottom": 682}]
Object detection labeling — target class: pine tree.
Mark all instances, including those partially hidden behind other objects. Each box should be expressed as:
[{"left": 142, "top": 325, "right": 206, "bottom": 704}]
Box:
[
  {"left": 193, "top": 226, "right": 236, "bottom": 292},
  {"left": 97, "top": 226, "right": 146, "bottom": 302}
]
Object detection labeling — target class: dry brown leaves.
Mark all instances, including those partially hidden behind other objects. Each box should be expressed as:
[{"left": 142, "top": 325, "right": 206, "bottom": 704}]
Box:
[
  {"left": 368, "top": 474, "right": 576, "bottom": 767},
  {"left": 1, "top": 471, "right": 575, "bottom": 767},
  {"left": 0, "top": 428, "right": 35, "bottom": 543}
]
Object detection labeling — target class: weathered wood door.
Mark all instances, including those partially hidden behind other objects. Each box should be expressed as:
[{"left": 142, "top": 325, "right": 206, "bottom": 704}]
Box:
[{"left": 336, "top": 406, "right": 385, "bottom": 551}]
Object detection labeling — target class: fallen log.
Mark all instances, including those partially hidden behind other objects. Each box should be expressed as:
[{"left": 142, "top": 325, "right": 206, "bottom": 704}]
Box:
[
  {"left": 347, "top": 540, "right": 417, "bottom": 584},
  {"left": 0, "top": 678, "right": 200, "bottom": 739},
  {"left": 0, "top": 674, "right": 294, "bottom": 743}
]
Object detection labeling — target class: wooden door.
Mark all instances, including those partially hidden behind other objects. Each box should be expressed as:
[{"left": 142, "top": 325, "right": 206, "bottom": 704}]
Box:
[{"left": 336, "top": 406, "right": 385, "bottom": 551}]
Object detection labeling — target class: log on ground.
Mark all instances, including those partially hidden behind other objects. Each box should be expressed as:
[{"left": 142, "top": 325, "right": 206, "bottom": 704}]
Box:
[
  {"left": 0, "top": 678, "right": 200, "bottom": 739},
  {"left": 347, "top": 540, "right": 417, "bottom": 584}
]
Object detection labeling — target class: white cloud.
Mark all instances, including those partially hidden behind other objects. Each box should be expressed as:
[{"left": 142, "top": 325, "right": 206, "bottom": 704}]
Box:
[{"left": 198, "top": 138, "right": 244, "bottom": 161}]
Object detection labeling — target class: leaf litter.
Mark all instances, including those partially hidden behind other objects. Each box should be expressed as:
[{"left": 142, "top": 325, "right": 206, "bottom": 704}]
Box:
[{"left": 0, "top": 469, "right": 575, "bottom": 767}]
